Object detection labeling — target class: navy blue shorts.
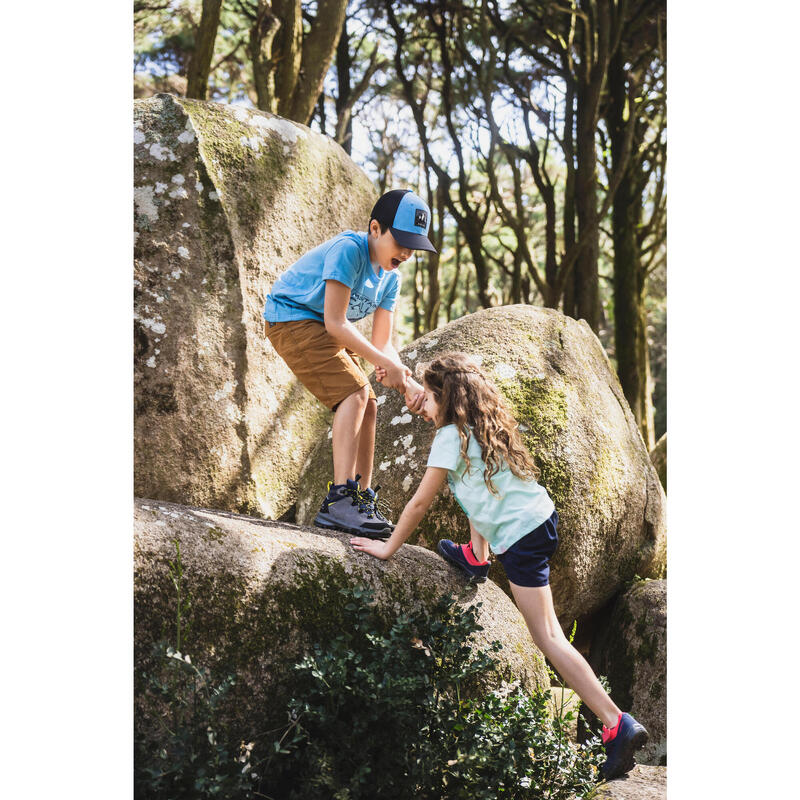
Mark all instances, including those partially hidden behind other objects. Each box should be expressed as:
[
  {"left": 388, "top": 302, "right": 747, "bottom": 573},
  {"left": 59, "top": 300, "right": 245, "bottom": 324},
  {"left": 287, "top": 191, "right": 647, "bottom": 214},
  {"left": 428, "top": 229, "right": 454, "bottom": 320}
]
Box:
[{"left": 496, "top": 510, "right": 559, "bottom": 588}]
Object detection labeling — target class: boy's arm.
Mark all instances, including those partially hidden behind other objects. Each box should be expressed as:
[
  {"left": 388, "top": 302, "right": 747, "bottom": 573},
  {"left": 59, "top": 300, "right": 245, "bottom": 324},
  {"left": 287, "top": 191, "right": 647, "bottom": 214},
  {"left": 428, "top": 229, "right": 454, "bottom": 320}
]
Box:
[
  {"left": 350, "top": 467, "right": 448, "bottom": 559},
  {"left": 324, "top": 280, "right": 407, "bottom": 390},
  {"left": 372, "top": 308, "right": 424, "bottom": 413}
]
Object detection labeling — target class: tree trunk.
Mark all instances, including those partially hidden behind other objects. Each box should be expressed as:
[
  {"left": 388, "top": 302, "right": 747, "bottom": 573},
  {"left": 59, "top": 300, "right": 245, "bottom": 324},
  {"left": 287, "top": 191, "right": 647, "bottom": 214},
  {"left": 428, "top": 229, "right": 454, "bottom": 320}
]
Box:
[
  {"left": 287, "top": 0, "right": 349, "bottom": 124},
  {"left": 273, "top": 0, "right": 303, "bottom": 115},
  {"left": 185, "top": 0, "right": 223, "bottom": 99},
  {"left": 334, "top": 15, "right": 353, "bottom": 154},
  {"left": 608, "top": 48, "right": 655, "bottom": 448},
  {"left": 573, "top": 77, "right": 601, "bottom": 331},
  {"left": 561, "top": 80, "right": 578, "bottom": 315},
  {"left": 248, "top": 1, "right": 281, "bottom": 112}
]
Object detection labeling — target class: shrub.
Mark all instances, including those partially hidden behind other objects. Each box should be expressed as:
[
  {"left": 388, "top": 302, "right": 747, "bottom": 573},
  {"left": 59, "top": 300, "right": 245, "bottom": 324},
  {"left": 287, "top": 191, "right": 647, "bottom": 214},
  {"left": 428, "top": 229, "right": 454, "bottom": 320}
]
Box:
[
  {"left": 259, "top": 585, "right": 603, "bottom": 800},
  {"left": 134, "top": 540, "right": 259, "bottom": 800}
]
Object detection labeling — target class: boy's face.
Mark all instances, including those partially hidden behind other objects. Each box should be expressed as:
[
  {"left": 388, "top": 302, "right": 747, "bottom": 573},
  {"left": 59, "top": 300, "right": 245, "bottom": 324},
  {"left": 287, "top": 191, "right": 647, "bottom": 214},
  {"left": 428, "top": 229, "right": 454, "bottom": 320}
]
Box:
[{"left": 368, "top": 220, "right": 413, "bottom": 271}]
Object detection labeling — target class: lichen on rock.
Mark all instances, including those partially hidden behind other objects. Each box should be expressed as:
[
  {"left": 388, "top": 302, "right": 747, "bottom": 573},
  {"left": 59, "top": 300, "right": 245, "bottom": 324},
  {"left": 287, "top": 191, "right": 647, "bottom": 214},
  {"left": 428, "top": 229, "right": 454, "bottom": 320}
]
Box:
[
  {"left": 134, "top": 95, "right": 376, "bottom": 518},
  {"left": 134, "top": 497, "right": 550, "bottom": 744},
  {"left": 588, "top": 578, "right": 667, "bottom": 766},
  {"left": 297, "top": 305, "right": 666, "bottom": 625}
]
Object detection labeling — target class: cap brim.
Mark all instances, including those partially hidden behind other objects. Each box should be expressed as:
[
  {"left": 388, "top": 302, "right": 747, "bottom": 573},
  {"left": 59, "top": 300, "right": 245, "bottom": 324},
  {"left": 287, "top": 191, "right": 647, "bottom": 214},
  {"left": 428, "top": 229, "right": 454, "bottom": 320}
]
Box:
[{"left": 390, "top": 227, "right": 438, "bottom": 253}]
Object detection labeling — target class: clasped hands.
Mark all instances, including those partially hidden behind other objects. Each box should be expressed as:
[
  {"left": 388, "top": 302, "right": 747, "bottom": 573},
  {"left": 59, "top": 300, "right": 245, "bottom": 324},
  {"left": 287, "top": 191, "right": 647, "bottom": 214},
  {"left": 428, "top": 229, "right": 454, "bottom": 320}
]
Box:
[{"left": 375, "top": 362, "right": 425, "bottom": 414}]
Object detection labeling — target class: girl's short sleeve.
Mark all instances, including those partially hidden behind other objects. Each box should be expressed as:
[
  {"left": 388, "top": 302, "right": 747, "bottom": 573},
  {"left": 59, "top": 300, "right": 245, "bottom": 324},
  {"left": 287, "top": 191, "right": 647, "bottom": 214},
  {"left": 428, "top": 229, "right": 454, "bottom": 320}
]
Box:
[{"left": 426, "top": 425, "right": 461, "bottom": 470}]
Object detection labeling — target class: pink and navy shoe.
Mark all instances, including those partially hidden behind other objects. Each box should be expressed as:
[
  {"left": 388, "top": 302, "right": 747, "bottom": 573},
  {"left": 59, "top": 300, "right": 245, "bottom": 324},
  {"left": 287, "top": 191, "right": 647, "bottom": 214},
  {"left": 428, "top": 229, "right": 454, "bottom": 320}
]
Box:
[
  {"left": 600, "top": 712, "right": 649, "bottom": 780},
  {"left": 436, "top": 540, "right": 490, "bottom": 582}
]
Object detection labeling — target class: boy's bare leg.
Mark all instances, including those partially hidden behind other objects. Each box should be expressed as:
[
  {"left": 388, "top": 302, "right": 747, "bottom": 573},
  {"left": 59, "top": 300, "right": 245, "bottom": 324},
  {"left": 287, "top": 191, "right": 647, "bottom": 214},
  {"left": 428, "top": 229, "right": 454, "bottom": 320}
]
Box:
[
  {"left": 469, "top": 520, "right": 490, "bottom": 562},
  {"left": 331, "top": 385, "right": 370, "bottom": 485},
  {"left": 353, "top": 397, "right": 377, "bottom": 489},
  {"left": 510, "top": 582, "right": 621, "bottom": 729}
]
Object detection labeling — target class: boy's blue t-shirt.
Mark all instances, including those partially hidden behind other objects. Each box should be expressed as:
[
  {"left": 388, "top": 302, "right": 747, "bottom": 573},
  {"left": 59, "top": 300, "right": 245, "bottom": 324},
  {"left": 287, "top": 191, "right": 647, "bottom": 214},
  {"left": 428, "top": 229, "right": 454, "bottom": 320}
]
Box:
[
  {"left": 426, "top": 424, "right": 555, "bottom": 555},
  {"left": 263, "top": 231, "right": 400, "bottom": 323}
]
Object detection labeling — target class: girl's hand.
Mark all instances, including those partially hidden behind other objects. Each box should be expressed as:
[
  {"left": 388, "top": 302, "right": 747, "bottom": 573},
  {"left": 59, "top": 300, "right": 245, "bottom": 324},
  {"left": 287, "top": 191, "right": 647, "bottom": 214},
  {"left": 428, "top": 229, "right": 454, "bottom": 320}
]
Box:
[
  {"left": 405, "top": 387, "right": 425, "bottom": 415},
  {"left": 375, "top": 364, "right": 387, "bottom": 382},
  {"left": 350, "top": 536, "right": 393, "bottom": 560}
]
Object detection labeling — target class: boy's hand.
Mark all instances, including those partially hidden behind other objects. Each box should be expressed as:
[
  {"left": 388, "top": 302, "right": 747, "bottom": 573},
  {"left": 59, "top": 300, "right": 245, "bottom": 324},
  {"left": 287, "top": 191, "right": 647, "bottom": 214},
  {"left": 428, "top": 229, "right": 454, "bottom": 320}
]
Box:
[
  {"left": 379, "top": 361, "right": 409, "bottom": 391},
  {"left": 350, "top": 536, "right": 393, "bottom": 560}
]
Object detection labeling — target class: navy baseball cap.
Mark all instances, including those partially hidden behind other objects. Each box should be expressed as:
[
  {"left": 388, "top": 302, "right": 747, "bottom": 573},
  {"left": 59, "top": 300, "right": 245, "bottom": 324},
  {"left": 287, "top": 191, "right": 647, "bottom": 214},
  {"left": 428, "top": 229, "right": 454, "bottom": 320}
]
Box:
[{"left": 370, "top": 189, "right": 438, "bottom": 253}]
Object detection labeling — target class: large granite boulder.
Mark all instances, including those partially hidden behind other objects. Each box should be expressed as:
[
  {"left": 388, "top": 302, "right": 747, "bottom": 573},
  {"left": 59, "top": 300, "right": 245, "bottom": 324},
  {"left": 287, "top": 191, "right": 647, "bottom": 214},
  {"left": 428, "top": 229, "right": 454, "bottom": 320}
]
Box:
[
  {"left": 589, "top": 579, "right": 667, "bottom": 766},
  {"left": 134, "top": 498, "right": 550, "bottom": 740},
  {"left": 650, "top": 433, "right": 666, "bottom": 492},
  {"left": 134, "top": 95, "right": 376, "bottom": 518},
  {"left": 297, "top": 306, "right": 666, "bottom": 625}
]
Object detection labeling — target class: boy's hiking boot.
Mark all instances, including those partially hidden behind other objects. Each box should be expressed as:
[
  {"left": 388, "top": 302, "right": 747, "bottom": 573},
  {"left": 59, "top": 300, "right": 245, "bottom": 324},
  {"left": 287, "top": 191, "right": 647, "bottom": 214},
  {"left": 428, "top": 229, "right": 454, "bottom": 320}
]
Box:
[
  {"left": 436, "top": 540, "right": 490, "bottom": 582},
  {"left": 314, "top": 477, "right": 392, "bottom": 539},
  {"left": 357, "top": 485, "right": 394, "bottom": 534},
  {"left": 600, "top": 712, "right": 649, "bottom": 780}
]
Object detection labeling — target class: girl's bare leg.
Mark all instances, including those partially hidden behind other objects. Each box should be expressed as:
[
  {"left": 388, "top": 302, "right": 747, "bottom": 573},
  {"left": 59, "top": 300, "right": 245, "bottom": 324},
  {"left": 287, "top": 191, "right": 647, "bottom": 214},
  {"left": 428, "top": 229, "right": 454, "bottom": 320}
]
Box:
[
  {"left": 509, "top": 581, "right": 621, "bottom": 729},
  {"left": 469, "top": 520, "right": 489, "bottom": 561}
]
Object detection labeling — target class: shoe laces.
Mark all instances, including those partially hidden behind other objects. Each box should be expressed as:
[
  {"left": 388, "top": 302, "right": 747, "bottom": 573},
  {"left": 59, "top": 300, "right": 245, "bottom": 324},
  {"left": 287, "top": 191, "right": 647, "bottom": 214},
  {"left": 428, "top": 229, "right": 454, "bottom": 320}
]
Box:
[{"left": 358, "top": 485, "right": 392, "bottom": 520}]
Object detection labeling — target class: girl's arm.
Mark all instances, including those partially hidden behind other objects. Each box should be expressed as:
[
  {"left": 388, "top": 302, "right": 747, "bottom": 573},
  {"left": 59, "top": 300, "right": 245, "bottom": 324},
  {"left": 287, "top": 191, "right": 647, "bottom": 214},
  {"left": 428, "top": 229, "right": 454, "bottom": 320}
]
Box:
[{"left": 350, "top": 467, "right": 448, "bottom": 560}]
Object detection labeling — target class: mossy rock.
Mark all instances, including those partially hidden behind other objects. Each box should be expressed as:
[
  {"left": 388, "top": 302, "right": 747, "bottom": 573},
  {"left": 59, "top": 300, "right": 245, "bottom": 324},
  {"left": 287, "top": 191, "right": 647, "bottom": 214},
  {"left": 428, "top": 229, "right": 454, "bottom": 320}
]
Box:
[
  {"left": 134, "top": 497, "right": 550, "bottom": 746},
  {"left": 297, "top": 305, "right": 666, "bottom": 625},
  {"left": 588, "top": 579, "right": 667, "bottom": 766},
  {"left": 650, "top": 432, "right": 667, "bottom": 493},
  {"left": 134, "top": 95, "right": 376, "bottom": 518}
]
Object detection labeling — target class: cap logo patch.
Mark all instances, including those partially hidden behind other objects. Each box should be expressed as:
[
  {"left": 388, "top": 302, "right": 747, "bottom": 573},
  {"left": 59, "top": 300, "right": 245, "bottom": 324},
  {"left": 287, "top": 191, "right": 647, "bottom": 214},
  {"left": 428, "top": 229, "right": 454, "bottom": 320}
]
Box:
[{"left": 414, "top": 209, "right": 428, "bottom": 228}]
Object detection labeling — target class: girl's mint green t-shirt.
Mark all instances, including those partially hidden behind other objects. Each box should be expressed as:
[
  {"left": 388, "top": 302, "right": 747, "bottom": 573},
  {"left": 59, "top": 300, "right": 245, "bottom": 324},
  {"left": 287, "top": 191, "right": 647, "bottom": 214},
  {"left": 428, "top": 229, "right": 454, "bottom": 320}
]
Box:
[{"left": 426, "top": 424, "right": 555, "bottom": 554}]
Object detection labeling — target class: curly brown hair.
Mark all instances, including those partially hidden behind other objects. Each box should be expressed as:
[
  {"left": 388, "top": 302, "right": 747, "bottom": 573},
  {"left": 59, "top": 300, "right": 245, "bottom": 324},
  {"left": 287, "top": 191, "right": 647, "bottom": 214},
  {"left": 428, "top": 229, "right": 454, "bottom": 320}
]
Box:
[{"left": 421, "top": 353, "right": 540, "bottom": 495}]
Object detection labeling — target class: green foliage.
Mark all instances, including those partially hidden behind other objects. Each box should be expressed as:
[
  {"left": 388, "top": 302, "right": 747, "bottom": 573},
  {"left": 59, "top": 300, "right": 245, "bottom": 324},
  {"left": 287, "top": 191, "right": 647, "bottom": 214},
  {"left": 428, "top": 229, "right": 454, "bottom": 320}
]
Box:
[
  {"left": 134, "top": 645, "right": 258, "bottom": 800},
  {"left": 135, "top": 539, "right": 258, "bottom": 800},
  {"left": 259, "top": 585, "right": 603, "bottom": 800}
]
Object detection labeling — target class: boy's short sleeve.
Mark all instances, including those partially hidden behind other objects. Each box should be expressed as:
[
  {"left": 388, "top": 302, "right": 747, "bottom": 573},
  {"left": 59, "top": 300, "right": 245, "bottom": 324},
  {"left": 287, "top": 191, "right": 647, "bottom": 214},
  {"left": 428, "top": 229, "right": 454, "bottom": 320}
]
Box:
[
  {"left": 426, "top": 425, "right": 461, "bottom": 471},
  {"left": 378, "top": 271, "right": 401, "bottom": 312},
  {"left": 321, "top": 238, "right": 361, "bottom": 288}
]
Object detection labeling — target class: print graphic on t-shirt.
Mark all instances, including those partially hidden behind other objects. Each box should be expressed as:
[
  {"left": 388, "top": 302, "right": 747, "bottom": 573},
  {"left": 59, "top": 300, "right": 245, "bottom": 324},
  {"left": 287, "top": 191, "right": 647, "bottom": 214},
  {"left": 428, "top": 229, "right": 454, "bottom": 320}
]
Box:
[{"left": 347, "top": 291, "right": 379, "bottom": 320}]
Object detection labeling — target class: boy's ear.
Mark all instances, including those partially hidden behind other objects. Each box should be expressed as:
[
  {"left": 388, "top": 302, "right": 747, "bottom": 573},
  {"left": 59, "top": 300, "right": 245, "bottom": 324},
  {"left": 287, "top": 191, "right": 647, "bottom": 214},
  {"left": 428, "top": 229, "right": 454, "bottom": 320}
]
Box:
[{"left": 368, "top": 219, "right": 380, "bottom": 237}]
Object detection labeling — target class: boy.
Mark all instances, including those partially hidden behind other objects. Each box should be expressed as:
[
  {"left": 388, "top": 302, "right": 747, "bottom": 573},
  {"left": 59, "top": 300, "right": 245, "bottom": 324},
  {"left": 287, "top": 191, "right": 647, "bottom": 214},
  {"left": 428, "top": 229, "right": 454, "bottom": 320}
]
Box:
[{"left": 263, "top": 189, "right": 434, "bottom": 537}]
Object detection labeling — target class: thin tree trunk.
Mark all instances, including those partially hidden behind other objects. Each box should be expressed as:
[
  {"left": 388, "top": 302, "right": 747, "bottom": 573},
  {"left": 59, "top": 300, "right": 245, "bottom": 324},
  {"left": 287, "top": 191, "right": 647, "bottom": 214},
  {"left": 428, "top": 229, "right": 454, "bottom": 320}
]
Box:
[
  {"left": 273, "top": 0, "right": 303, "bottom": 114},
  {"left": 186, "top": 0, "right": 223, "bottom": 99},
  {"left": 287, "top": 0, "right": 349, "bottom": 124},
  {"left": 608, "top": 47, "right": 654, "bottom": 447},
  {"left": 334, "top": 16, "right": 353, "bottom": 154},
  {"left": 412, "top": 256, "right": 422, "bottom": 340},
  {"left": 248, "top": 1, "right": 281, "bottom": 112}
]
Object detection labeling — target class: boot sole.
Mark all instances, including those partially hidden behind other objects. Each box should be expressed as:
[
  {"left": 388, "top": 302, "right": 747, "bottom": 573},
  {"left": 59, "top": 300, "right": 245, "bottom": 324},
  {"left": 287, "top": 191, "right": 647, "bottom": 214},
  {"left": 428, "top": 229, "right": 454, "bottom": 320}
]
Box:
[
  {"left": 436, "top": 542, "right": 489, "bottom": 582},
  {"left": 601, "top": 726, "right": 649, "bottom": 780},
  {"left": 314, "top": 517, "right": 391, "bottom": 540}
]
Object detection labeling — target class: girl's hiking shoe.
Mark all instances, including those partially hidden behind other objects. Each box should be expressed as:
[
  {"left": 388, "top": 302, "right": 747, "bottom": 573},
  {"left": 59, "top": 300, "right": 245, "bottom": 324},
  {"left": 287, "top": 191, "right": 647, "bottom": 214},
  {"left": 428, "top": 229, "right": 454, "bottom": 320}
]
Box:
[
  {"left": 314, "top": 478, "right": 391, "bottom": 539},
  {"left": 600, "top": 712, "right": 649, "bottom": 780},
  {"left": 358, "top": 485, "right": 395, "bottom": 534},
  {"left": 436, "top": 540, "right": 490, "bottom": 582}
]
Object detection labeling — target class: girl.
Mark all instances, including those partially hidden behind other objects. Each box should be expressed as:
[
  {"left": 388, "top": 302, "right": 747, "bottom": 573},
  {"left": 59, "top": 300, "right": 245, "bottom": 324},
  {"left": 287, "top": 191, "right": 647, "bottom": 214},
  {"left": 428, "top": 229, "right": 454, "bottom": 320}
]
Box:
[{"left": 351, "top": 353, "right": 648, "bottom": 780}]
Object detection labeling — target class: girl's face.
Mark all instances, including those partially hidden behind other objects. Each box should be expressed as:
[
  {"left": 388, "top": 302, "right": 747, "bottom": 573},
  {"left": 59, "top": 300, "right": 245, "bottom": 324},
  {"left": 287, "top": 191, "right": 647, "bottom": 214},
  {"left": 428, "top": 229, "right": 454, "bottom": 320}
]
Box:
[{"left": 421, "top": 382, "right": 443, "bottom": 425}]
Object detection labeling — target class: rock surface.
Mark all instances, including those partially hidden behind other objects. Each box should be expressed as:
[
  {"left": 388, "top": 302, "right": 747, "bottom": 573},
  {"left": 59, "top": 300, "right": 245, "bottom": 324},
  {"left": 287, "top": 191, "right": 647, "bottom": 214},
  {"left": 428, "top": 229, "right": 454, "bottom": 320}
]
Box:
[
  {"left": 589, "top": 579, "right": 667, "bottom": 766},
  {"left": 297, "top": 306, "right": 666, "bottom": 624},
  {"left": 650, "top": 433, "right": 666, "bottom": 492},
  {"left": 134, "top": 497, "right": 550, "bottom": 738},
  {"left": 594, "top": 765, "right": 666, "bottom": 799},
  {"left": 134, "top": 95, "right": 376, "bottom": 518}
]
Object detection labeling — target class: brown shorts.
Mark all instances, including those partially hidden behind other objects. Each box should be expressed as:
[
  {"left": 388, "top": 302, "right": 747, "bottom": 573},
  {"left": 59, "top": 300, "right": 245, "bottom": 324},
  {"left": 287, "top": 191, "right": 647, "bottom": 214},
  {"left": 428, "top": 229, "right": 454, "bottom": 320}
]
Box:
[{"left": 264, "top": 318, "right": 376, "bottom": 411}]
